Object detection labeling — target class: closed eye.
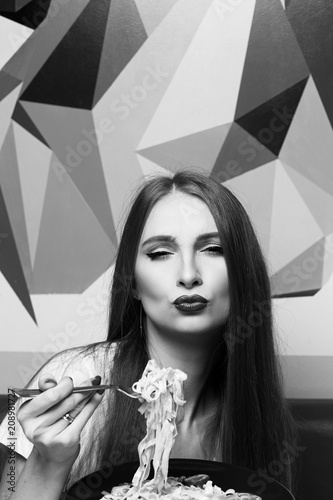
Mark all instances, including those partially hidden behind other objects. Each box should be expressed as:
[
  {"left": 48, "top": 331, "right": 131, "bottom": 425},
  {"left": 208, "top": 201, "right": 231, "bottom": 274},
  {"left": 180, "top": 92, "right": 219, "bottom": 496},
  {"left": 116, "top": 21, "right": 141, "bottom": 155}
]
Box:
[
  {"left": 146, "top": 251, "right": 172, "bottom": 260},
  {"left": 203, "top": 246, "right": 223, "bottom": 255}
]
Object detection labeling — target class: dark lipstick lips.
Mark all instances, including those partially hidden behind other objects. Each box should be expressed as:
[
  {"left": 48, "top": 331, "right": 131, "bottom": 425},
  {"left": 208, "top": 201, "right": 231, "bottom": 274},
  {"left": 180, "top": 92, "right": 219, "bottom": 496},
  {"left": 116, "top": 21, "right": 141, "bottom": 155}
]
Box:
[
  {"left": 173, "top": 295, "right": 208, "bottom": 312},
  {"left": 173, "top": 295, "right": 207, "bottom": 305}
]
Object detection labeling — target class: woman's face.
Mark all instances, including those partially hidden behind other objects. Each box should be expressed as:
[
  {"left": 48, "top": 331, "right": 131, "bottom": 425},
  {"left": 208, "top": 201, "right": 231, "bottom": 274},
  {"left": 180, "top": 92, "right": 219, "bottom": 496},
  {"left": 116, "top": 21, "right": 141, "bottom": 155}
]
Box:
[{"left": 134, "top": 192, "right": 230, "bottom": 342}]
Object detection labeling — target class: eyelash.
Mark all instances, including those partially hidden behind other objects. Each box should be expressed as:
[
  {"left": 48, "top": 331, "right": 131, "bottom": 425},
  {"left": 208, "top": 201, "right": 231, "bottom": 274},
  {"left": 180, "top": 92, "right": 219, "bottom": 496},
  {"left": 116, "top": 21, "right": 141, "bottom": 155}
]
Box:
[
  {"left": 205, "top": 246, "right": 223, "bottom": 255},
  {"left": 146, "top": 251, "right": 170, "bottom": 260},
  {"left": 146, "top": 246, "right": 223, "bottom": 260}
]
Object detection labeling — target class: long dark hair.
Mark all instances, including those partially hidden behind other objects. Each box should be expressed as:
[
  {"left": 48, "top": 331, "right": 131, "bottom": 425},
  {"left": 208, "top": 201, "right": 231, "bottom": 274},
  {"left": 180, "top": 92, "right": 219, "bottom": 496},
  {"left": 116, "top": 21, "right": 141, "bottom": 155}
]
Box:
[
  {"left": 86, "top": 169, "right": 296, "bottom": 490},
  {"left": 22, "top": 170, "right": 296, "bottom": 492}
]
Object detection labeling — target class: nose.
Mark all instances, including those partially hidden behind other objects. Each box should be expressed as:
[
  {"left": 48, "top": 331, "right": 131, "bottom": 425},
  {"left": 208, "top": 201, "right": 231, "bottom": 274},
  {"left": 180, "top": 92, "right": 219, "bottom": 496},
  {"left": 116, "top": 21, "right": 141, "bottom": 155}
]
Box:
[{"left": 177, "top": 255, "right": 203, "bottom": 289}]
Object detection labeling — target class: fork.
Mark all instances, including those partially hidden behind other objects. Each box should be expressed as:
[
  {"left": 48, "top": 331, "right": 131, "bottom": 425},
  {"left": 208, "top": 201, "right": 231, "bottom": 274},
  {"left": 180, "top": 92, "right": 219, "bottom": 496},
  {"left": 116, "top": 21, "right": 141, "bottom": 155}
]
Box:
[{"left": 10, "top": 384, "right": 139, "bottom": 399}]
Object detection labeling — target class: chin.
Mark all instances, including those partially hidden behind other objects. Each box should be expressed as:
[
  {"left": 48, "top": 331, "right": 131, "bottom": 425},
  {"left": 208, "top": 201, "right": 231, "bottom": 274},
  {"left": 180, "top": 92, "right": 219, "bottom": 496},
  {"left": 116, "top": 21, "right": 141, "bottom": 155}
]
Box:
[{"left": 174, "top": 324, "right": 221, "bottom": 337}]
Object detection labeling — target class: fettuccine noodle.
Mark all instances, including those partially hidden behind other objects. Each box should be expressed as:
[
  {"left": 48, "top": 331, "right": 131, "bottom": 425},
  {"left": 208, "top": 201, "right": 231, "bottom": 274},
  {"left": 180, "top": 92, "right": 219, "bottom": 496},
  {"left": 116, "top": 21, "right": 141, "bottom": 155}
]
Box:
[
  {"left": 131, "top": 359, "right": 187, "bottom": 493},
  {"left": 100, "top": 360, "right": 261, "bottom": 500}
]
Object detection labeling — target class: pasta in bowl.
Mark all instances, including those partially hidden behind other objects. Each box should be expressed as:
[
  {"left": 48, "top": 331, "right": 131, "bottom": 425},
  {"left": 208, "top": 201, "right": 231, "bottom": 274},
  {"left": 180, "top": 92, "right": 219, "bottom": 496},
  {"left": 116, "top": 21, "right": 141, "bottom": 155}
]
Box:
[
  {"left": 102, "top": 473, "right": 262, "bottom": 500},
  {"left": 98, "top": 361, "right": 278, "bottom": 500},
  {"left": 65, "top": 361, "right": 294, "bottom": 500}
]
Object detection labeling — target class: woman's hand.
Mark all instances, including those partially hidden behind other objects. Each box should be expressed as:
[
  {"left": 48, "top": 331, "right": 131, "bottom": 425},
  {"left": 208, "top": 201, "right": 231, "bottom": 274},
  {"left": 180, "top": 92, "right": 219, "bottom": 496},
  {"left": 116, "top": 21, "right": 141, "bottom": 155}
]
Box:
[{"left": 17, "top": 373, "right": 104, "bottom": 468}]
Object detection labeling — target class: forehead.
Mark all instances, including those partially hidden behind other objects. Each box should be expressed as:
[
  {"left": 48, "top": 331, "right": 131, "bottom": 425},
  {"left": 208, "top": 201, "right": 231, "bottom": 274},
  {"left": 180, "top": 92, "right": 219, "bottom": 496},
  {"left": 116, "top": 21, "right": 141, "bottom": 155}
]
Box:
[{"left": 140, "top": 192, "right": 218, "bottom": 240}]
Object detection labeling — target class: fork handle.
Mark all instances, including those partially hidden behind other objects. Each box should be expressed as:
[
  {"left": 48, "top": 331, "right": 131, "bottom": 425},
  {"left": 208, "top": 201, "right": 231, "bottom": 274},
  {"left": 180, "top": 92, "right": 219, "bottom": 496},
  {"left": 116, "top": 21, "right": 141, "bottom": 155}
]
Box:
[
  {"left": 73, "top": 385, "right": 116, "bottom": 393},
  {"left": 11, "top": 385, "right": 117, "bottom": 398}
]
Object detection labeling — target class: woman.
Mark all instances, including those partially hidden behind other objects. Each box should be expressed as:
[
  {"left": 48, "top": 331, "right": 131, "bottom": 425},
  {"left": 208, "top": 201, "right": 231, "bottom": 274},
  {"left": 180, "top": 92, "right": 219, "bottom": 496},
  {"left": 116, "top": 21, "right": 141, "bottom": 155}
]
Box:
[{"left": 0, "top": 170, "right": 297, "bottom": 499}]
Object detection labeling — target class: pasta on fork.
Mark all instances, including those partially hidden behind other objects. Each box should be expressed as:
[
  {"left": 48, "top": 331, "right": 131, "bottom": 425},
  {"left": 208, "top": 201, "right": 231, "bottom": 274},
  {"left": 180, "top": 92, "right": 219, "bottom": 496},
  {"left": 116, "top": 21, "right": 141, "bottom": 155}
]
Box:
[{"left": 100, "top": 361, "right": 261, "bottom": 500}]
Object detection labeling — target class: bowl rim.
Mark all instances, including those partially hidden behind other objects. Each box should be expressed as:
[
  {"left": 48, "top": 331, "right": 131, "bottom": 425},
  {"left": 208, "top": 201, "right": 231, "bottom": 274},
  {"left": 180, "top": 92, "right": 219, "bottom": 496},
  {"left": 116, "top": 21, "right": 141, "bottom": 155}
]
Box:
[{"left": 66, "top": 458, "right": 295, "bottom": 500}]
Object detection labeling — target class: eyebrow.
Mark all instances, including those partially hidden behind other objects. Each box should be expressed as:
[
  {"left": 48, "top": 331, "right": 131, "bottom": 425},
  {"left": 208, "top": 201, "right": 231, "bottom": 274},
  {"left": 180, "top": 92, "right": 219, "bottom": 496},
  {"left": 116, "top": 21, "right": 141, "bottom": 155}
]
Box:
[{"left": 141, "top": 232, "right": 221, "bottom": 248}]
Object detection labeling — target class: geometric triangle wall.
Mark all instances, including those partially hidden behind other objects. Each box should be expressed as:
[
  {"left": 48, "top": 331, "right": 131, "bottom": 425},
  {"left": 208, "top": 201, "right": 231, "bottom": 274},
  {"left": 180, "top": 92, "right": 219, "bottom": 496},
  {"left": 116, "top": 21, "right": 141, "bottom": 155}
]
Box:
[{"left": 1, "top": 0, "right": 333, "bottom": 323}]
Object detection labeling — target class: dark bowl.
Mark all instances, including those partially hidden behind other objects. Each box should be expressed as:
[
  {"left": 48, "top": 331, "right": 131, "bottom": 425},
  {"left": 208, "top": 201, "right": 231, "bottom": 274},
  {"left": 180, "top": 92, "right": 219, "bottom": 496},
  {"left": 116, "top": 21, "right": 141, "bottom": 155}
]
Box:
[{"left": 65, "top": 459, "right": 295, "bottom": 500}]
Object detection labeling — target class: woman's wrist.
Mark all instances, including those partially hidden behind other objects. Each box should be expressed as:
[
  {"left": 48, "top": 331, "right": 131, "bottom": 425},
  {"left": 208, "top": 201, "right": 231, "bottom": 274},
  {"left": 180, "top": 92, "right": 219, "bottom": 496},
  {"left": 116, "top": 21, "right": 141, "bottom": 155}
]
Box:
[
  {"left": 29, "top": 445, "right": 75, "bottom": 475},
  {"left": 9, "top": 447, "right": 74, "bottom": 500}
]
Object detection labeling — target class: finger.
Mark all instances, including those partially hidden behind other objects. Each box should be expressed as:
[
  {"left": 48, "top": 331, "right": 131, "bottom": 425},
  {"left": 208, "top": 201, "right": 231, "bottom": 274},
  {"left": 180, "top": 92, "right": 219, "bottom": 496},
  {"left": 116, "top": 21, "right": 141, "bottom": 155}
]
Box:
[
  {"left": 70, "top": 375, "right": 101, "bottom": 416},
  {"left": 67, "top": 391, "right": 93, "bottom": 419},
  {"left": 31, "top": 376, "right": 102, "bottom": 427},
  {"left": 38, "top": 373, "right": 58, "bottom": 391},
  {"left": 62, "top": 390, "right": 105, "bottom": 439},
  {"left": 40, "top": 377, "right": 103, "bottom": 436},
  {"left": 41, "top": 390, "right": 97, "bottom": 437},
  {"left": 57, "top": 386, "right": 96, "bottom": 424},
  {"left": 18, "top": 377, "right": 74, "bottom": 419},
  {"left": 48, "top": 375, "right": 101, "bottom": 423},
  {"left": 19, "top": 375, "right": 62, "bottom": 413}
]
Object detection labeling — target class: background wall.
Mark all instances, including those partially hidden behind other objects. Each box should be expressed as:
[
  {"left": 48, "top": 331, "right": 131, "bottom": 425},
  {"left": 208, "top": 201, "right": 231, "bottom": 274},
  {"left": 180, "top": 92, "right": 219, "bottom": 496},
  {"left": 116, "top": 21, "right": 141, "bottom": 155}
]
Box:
[{"left": 0, "top": 0, "right": 332, "bottom": 397}]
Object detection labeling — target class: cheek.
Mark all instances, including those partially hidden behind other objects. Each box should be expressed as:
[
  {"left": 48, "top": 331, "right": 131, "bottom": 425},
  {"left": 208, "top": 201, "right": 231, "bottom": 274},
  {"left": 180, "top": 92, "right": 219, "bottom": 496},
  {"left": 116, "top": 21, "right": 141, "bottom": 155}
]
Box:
[
  {"left": 209, "top": 264, "right": 229, "bottom": 295},
  {"left": 213, "top": 276, "right": 230, "bottom": 316},
  {"left": 135, "top": 265, "right": 165, "bottom": 300},
  {"left": 220, "top": 276, "right": 229, "bottom": 297}
]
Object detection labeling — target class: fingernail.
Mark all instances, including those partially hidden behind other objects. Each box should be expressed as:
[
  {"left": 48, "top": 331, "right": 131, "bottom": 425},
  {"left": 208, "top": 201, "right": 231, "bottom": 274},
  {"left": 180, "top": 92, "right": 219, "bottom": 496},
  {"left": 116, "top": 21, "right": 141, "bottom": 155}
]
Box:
[
  {"left": 97, "top": 389, "right": 105, "bottom": 395},
  {"left": 69, "top": 377, "right": 73, "bottom": 382},
  {"left": 92, "top": 375, "right": 101, "bottom": 386}
]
